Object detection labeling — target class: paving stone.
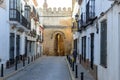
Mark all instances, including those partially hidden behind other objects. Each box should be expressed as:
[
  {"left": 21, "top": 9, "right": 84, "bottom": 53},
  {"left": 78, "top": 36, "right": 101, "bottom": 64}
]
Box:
[{"left": 6, "top": 56, "right": 71, "bottom": 80}]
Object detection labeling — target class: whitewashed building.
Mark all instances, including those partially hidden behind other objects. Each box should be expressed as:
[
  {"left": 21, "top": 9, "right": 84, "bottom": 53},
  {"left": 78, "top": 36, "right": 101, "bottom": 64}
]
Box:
[
  {"left": 0, "top": 0, "right": 31, "bottom": 66},
  {"left": 72, "top": 0, "right": 79, "bottom": 52},
  {"left": 0, "top": 0, "right": 10, "bottom": 65},
  {"left": 77, "top": 0, "right": 120, "bottom": 80},
  {"left": 0, "top": 0, "right": 43, "bottom": 68},
  {"left": 27, "top": 0, "right": 41, "bottom": 57}
]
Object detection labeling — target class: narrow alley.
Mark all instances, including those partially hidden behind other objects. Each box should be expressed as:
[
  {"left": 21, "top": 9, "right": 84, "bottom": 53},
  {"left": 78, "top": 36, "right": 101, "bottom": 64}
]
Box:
[
  {"left": 6, "top": 57, "right": 71, "bottom": 80},
  {"left": 0, "top": 0, "right": 120, "bottom": 80}
]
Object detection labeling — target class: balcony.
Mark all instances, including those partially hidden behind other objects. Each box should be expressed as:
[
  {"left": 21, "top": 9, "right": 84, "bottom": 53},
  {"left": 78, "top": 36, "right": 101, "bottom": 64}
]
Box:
[
  {"left": 9, "top": 0, "right": 31, "bottom": 30},
  {"left": 30, "top": 29, "right": 37, "bottom": 38},
  {"left": 9, "top": 9, "right": 20, "bottom": 23},
  {"left": 80, "top": 13, "right": 86, "bottom": 27},
  {"left": 86, "top": 0, "right": 96, "bottom": 23},
  {"left": 21, "top": 15, "right": 30, "bottom": 29},
  {"left": 9, "top": 9, "right": 30, "bottom": 29},
  {"left": 36, "top": 35, "right": 44, "bottom": 43}
]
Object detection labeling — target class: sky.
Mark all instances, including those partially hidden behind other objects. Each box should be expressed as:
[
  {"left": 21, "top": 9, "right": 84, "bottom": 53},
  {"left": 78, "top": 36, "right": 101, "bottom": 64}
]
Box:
[{"left": 37, "top": 0, "right": 72, "bottom": 8}]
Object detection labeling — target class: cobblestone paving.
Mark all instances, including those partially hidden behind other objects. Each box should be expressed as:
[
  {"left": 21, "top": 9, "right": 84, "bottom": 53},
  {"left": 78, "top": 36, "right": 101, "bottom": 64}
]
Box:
[{"left": 6, "top": 56, "right": 71, "bottom": 80}]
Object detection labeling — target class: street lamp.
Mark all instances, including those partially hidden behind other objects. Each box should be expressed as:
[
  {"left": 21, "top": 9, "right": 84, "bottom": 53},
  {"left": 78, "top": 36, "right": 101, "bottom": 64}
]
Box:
[{"left": 75, "top": 14, "right": 79, "bottom": 31}]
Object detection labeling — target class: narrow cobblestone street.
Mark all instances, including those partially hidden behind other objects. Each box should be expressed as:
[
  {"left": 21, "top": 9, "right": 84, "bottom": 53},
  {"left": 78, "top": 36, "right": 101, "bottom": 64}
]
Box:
[
  {"left": 1, "top": 0, "right": 120, "bottom": 80},
  {"left": 6, "top": 56, "right": 71, "bottom": 80}
]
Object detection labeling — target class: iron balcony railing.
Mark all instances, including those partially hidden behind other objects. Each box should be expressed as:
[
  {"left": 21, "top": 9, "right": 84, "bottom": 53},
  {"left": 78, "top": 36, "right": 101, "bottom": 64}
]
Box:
[
  {"left": 9, "top": 0, "right": 31, "bottom": 29},
  {"left": 9, "top": 9, "right": 30, "bottom": 29},
  {"left": 21, "top": 15, "right": 30, "bottom": 29},
  {"left": 86, "top": 0, "right": 95, "bottom": 22},
  {"left": 80, "top": 12, "right": 86, "bottom": 27},
  {"left": 9, "top": 9, "right": 20, "bottom": 23}
]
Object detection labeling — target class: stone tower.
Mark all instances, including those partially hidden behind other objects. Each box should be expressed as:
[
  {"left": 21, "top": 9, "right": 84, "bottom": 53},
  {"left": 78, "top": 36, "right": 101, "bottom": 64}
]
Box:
[
  {"left": 40, "top": 0, "right": 73, "bottom": 56},
  {"left": 43, "top": 0, "right": 48, "bottom": 10}
]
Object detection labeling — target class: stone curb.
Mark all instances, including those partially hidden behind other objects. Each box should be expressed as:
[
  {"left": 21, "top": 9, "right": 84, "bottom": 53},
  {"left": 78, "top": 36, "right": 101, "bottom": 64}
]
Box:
[
  {"left": 65, "top": 57, "right": 75, "bottom": 80},
  {"left": 0, "top": 57, "right": 41, "bottom": 80}
]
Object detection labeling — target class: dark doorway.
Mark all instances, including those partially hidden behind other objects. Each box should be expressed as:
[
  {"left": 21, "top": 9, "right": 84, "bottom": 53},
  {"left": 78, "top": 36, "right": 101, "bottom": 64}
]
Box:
[
  {"left": 90, "top": 33, "right": 94, "bottom": 69},
  {"left": 54, "top": 34, "right": 65, "bottom": 56},
  {"left": 25, "top": 37, "right": 28, "bottom": 57},
  {"left": 16, "top": 35, "right": 20, "bottom": 60},
  {"left": 9, "top": 33, "right": 15, "bottom": 64},
  {"left": 74, "top": 39, "right": 77, "bottom": 51}
]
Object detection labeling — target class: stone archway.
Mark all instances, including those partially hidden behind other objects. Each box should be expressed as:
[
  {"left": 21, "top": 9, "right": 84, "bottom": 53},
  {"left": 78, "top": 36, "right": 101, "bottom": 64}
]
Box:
[{"left": 52, "top": 31, "right": 65, "bottom": 56}]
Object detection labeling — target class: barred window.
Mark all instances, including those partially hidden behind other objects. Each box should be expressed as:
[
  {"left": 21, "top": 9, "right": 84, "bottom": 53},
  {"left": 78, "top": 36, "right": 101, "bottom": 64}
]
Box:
[
  {"left": 100, "top": 20, "right": 107, "bottom": 68},
  {"left": 81, "top": 36, "right": 86, "bottom": 61}
]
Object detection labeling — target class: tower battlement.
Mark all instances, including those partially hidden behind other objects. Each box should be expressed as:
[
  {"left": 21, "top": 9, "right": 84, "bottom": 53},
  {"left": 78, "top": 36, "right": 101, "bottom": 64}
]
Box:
[
  {"left": 39, "top": 7, "right": 72, "bottom": 17},
  {"left": 39, "top": 0, "right": 72, "bottom": 17},
  {"left": 46, "top": 7, "right": 72, "bottom": 12}
]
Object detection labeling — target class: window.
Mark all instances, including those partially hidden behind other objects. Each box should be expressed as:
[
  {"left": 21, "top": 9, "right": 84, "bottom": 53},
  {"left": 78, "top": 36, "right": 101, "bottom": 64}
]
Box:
[
  {"left": 81, "top": 37, "right": 84, "bottom": 59},
  {"left": 17, "top": 0, "right": 20, "bottom": 11},
  {"left": 25, "top": 37, "right": 27, "bottom": 57},
  {"left": 86, "top": 0, "right": 95, "bottom": 22},
  {"left": 9, "top": 0, "right": 20, "bottom": 10},
  {"left": 16, "top": 35, "right": 20, "bottom": 57},
  {"left": 100, "top": 20, "right": 107, "bottom": 68},
  {"left": 24, "top": 5, "right": 31, "bottom": 21},
  {"left": 83, "top": 36, "right": 86, "bottom": 62},
  {"left": 90, "top": 33, "right": 94, "bottom": 69},
  {"left": 81, "top": 36, "right": 86, "bottom": 61},
  {"left": 29, "top": 41, "right": 32, "bottom": 52},
  {"left": 9, "top": 0, "right": 21, "bottom": 21},
  {"left": 9, "top": 33, "right": 15, "bottom": 64}
]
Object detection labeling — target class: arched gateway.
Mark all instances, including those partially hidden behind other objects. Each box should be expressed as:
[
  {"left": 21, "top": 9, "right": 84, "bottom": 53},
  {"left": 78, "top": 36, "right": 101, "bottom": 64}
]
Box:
[
  {"left": 40, "top": 0, "right": 72, "bottom": 56},
  {"left": 52, "top": 31, "right": 65, "bottom": 56}
]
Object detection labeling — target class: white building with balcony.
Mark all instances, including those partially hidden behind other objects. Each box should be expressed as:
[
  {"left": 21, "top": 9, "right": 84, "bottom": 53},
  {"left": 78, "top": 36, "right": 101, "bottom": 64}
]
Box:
[
  {"left": 78, "top": 0, "right": 120, "bottom": 80},
  {"left": 0, "top": 0, "right": 31, "bottom": 66},
  {"left": 0, "top": 0, "right": 43, "bottom": 68}
]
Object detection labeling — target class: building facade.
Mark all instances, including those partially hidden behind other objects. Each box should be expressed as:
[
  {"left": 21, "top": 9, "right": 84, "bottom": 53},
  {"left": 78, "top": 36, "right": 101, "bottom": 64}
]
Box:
[
  {"left": 39, "top": 0, "right": 73, "bottom": 56},
  {"left": 0, "top": 0, "right": 43, "bottom": 68},
  {"left": 76, "top": 0, "right": 120, "bottom": 80}
]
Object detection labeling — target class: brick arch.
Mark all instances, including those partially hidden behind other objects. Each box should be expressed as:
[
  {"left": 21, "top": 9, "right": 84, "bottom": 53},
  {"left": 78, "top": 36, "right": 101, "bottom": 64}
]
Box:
[{"left": 51, "top": 31, "right": 66, "bottom": 39}]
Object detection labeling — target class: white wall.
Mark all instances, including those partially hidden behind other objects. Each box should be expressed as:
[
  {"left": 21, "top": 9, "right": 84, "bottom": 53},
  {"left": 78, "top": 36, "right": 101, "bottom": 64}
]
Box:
[
  {"left": 0, "top": 1, "right": 10, "bottom": 64},
  {"left": 78, "top": 24, "right": 99, "bottom": 64},
  {"left": 98, "top": 4, "right": 120, "bottom": 80},
  {"left": 78, "top": 0, "right": 120, "bottom": 80},
  {"left": 95, "top": 0, "right": 113, "bottom": 17},
  {"left": 0, "top": 0, "right": 41, "bottom": 66}
]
